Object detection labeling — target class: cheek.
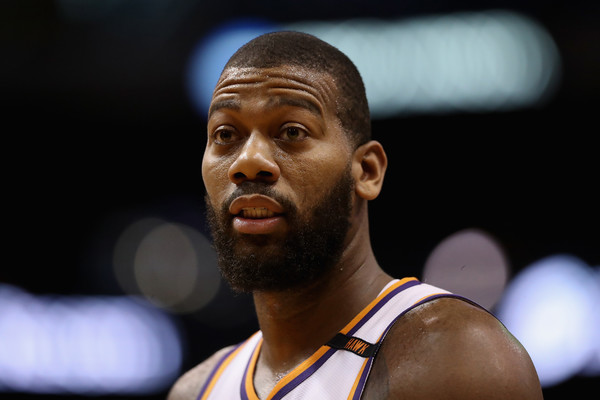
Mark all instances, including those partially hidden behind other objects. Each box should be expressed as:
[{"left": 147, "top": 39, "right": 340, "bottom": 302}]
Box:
[
  {"left": 202, "top": 153, "right": 231, "bottom": 200},
  {"left": 283, "top": 150, "right": 350, "bottom": 206}
]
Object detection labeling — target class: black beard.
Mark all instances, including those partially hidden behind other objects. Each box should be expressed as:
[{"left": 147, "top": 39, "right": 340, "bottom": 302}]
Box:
[{"left": 205, "top": 166, "right": 354, "bottom": 293}]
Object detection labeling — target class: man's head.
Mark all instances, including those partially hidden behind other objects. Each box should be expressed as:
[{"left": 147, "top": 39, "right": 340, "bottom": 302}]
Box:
[{"left": 202, "top": 31, "right": 386, "bottom": 293}]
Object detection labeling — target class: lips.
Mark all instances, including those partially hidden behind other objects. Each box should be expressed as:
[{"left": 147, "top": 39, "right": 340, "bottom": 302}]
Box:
[
  {"left": 229, "top": 194, "right": 286, "bottom": 234},
  {"left": 229, "top": 194, "right": 285, "bottom": 216}
]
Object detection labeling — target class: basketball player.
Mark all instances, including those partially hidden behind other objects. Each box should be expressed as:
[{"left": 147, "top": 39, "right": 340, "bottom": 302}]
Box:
[{"left": 168, "top": 31, "right": 543, "bottom": 400}]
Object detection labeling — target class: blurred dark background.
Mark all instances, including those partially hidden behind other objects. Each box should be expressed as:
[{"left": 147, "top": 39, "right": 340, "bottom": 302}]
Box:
[{"left": 1, "top": 0, "right": 598, "bottom": 399}]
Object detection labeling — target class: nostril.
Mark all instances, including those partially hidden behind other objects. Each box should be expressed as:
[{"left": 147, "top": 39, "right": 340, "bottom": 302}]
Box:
[{"left": 231, "top": 170, "right": 273, "bottom": 183}]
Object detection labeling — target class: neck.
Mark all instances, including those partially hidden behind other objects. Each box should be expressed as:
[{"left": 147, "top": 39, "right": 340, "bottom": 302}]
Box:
[{"left": 252, "top": 223, "right": 392, "bottom": 374}]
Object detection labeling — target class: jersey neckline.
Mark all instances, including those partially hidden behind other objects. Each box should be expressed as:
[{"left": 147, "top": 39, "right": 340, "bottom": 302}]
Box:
[{"left": 240, "top": 277, "right": 421, "bottom": 400}]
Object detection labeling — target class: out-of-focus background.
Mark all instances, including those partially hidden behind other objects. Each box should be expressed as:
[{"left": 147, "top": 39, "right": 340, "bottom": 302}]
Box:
[{"left": 1, "top": 0, "right": 598, "bottom": 399}]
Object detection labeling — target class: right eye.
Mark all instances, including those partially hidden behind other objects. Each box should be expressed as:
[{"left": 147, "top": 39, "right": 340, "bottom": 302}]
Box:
[{"left": 213, "top": 128, "right": 240, "bottom": 144}]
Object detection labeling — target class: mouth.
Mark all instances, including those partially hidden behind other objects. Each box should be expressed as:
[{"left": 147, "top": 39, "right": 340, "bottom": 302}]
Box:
[
  {"left": 229, "top": 194, "right": 287, "bottom": 234},
  {"left": 240, "top": 207, "right": 276, "bottom": 219},
  {"left": 229, "top": 194, "right": 285, "bottom": 217}
]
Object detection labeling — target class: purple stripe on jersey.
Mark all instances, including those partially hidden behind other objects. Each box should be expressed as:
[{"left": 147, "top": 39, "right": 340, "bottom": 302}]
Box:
[
  {"left": 352, "top": 357, "right": 375, "bottom": 400},
  {"left": 240, "top": 339, "right": 261, "bottom": 400},
  {"left": 240, "top": 359, "right": 250, "bottom": 400},
  {"left": 240, "top": 381, "right": 249, "bottom": 400},
  {"left": 347, "top": 279, "right": 420, "bottom": 336},
  {"left": 270, "top": 347, "right": 337, "bottom": 400},
  {"left": 197, "top": 343, "right": 242, "bottom": 400}
]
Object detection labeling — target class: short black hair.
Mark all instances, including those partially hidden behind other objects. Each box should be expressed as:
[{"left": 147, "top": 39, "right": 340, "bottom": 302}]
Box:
[{"left": 221, "top": 31, "right": 371, "bottom": 148}]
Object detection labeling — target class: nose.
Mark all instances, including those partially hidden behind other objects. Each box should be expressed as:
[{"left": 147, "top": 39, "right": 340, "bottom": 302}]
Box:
[{"left": 228, "top": 132, "right": 280, "bottom": 185}]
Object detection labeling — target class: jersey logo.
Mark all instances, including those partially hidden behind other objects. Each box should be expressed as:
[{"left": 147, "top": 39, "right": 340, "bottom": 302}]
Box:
[{"left": 326, "top": 333, "right": 379, "bottom": 358}]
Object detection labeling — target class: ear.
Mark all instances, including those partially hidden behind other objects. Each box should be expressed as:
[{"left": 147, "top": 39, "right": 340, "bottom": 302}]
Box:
[{"left": 352, "top": 140, "right": 388, "bottom": 200}]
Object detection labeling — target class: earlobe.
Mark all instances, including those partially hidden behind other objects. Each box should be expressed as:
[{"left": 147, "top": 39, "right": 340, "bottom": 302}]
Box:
[{"left": 352, "top": 140, "right": 388, "bottom": 200}]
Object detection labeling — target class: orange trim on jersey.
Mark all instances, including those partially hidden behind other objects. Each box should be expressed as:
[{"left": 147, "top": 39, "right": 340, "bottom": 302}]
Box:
[
  {"left": 244, "top": 338, "right": 263, "bottom": 400},
  {"left": 339, "top": 277, "right": 417, "bottom": 335},
  {"left": 267, "top": 345, "right": 331, "bottom": 400},
  {"left": 244, "top": 341, "right": 333, "bottom": 400},
  {"left": 346, "top": 357, "right": 370, "bottom": 400},
  {"left": 200, "top": 333, "right": 257, "bottom": 400}
]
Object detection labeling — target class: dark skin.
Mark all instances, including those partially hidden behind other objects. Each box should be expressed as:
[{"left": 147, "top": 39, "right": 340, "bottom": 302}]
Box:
[{"left": 168, "top": 64, "right": 543, "bottom": 400}]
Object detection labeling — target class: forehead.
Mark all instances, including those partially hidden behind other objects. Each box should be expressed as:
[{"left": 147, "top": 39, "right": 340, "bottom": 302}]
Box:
[{"left": 209, "top": 65, "right": 338, "bottom": 117}]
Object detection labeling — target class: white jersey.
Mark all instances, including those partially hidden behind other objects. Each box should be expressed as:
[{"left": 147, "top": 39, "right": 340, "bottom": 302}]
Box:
[{"left": 197, "top": 277, "right": 459, "bottom": 400}]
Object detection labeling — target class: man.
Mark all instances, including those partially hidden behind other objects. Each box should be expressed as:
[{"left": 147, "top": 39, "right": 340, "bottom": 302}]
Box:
[{"left": 169, "top": 31, "right": 543, "bottom": 399}]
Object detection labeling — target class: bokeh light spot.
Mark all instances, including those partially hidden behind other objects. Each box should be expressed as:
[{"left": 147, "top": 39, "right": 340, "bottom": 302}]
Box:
[
  {"left": 186, "top": 19, "right": 278, "bottom": 117},
  {"left": 496, "top": 254, "right": 600, "bottom": 387},
  {"left": 113, "top": 217, "right": 221, "bottom": 314},
  {"left": 422, "top": 228, "right": 509, "bottom": 310},
  {"left": 187, "top": 12, "right": 561, "bottom": 119},
  {"left": 0, "top": 284, "right": 182, "bottom": 395}
]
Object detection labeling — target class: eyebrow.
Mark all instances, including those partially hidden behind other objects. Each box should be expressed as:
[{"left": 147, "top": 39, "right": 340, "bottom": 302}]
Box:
[
  {"left": 269, "top": 96, "right": 323, "bottom": 117},
  {"left": 208, "top": 99, "right": 241, "bottom": 118},
  {"left": 208, "top": 95, "right": 323, "bottom": 120}
]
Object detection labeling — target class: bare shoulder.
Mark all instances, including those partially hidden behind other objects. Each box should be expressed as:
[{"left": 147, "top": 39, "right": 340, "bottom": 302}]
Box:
[
  {"left": 363, "top": 297, "right": 543, "bottom": 400},
  {"left": 167, "top": 345, "right": 236, "bottom": 400}
]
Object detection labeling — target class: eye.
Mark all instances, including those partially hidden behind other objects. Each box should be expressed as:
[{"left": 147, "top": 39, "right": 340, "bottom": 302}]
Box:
[
  {"left": 213, "top": 127, "right": 240, "bottom": 144},
  {"left": 278, "top": 125, "right": 308, "bottom": 142}
]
